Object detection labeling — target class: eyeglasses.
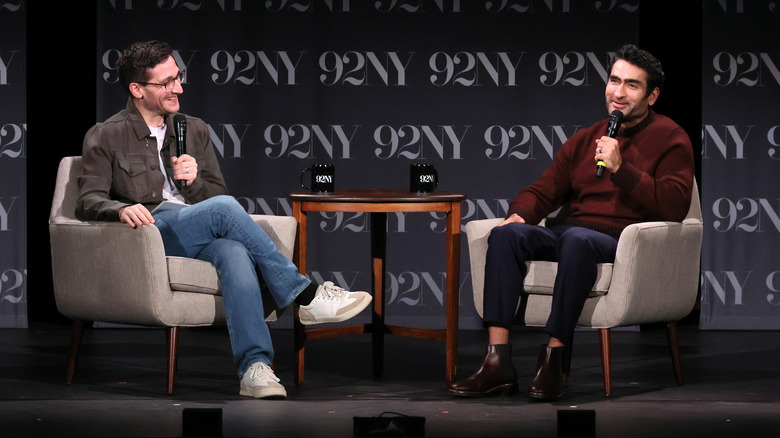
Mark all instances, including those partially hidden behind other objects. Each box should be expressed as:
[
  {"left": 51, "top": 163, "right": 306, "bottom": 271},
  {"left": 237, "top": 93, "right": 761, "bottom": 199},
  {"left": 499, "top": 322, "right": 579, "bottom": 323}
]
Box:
[{"left": 136, "top": 71, "right": 184, "bottom": 92}]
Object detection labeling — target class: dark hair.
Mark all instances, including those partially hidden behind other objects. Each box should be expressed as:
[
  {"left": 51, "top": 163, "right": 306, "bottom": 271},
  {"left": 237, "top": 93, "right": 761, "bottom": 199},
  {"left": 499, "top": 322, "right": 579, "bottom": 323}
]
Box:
[
  {"left": 608, "top": 44, "right": 664, "bottom": 96},
  {"left": 116, "top": 40, "right": 175, "bottom": 95}
]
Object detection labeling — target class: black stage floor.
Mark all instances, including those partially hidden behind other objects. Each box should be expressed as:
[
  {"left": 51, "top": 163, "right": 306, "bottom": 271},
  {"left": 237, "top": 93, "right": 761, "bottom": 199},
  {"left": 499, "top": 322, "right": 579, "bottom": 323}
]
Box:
[{"left": 2, "top": 320, "right": 779, "bottom": 437}]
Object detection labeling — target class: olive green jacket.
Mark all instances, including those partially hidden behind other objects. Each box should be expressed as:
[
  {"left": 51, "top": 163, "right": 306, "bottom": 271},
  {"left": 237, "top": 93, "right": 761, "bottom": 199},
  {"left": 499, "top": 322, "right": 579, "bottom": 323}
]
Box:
[{"left": 76, "top": 98, "right": 227, "bottom": 221}]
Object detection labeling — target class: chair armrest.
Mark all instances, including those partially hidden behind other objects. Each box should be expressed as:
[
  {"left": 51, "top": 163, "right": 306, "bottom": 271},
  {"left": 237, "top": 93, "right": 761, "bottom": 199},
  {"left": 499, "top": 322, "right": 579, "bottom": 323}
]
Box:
[
  {"left": 49, "top": 221, "right": 173, "bottom": 325},
  {"left": 465, "top": 218, "right": 502, "bottom": 317},
  {"left": 250, "top": 214, "right": 297, "bottom": 261},
  {"left": 594, "top": 217, "right": 703, "bottom": 326}
]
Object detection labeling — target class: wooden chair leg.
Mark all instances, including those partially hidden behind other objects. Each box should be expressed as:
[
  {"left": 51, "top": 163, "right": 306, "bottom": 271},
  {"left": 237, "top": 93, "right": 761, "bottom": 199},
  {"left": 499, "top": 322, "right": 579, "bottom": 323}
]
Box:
[
  {"left": 66, "top": 321, "right": 85, "bottom": 385},
  {"left": 666, "top": 321, "right": 684, "bottom": 386},
  {"left": 293, "top": 306, "right": 306, "bottom": 386},
  {"left": 166, "top": 327, "right": 179, "bottom": 395},
  {"left": 598, "top": 328, "right": 612, "bottom": 397}
]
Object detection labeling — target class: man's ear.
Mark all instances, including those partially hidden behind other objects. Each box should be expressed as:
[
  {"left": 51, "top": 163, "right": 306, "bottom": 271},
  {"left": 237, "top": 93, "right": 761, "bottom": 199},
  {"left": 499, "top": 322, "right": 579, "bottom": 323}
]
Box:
[
  {"left": 647, "top": 87, "right": 660, "bottom": 106},
  {"left": 129, "top": 83, "right": 144, "bottom": 99}
]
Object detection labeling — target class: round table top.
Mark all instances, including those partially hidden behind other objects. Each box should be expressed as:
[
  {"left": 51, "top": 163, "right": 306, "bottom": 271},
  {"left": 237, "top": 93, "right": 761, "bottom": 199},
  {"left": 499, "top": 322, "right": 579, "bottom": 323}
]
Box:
[{"left": 289, "top": 188, "right": 466, "bottom": 203}]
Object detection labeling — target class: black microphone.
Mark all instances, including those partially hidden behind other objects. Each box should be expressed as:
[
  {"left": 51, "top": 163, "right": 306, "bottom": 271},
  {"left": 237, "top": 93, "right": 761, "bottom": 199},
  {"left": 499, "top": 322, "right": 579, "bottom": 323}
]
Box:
[
  {"left": 174, "top": 115, "right": 187, "bottom": 185},
  {"left": 597, "top": 110, "right": 623, "bottom": 177}
]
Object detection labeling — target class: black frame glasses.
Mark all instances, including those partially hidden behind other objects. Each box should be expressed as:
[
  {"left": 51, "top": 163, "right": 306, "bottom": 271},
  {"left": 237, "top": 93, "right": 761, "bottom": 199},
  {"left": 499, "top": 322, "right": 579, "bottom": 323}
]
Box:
[{"left": 136, "top": 71, "right": 185, "bottom": 91}]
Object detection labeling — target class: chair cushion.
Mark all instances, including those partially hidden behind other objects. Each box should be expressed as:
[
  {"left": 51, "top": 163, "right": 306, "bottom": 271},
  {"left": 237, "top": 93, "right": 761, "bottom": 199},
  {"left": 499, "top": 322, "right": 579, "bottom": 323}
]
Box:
[
  {"left": 523, "top": 261, "right": 612, "bottom": 297},
  {"left": 166, "top": 257, "right": 221, "bottom": 295}
]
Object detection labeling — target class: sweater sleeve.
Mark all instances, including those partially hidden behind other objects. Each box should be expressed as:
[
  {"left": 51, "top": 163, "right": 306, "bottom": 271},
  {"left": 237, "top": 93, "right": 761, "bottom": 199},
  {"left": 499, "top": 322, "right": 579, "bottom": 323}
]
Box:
[
  {"left": 610, "top": 123, "right": 694, "bottom": 222},
  {"left": 506, "top": 129, "right": 581, "bottom": 224}
]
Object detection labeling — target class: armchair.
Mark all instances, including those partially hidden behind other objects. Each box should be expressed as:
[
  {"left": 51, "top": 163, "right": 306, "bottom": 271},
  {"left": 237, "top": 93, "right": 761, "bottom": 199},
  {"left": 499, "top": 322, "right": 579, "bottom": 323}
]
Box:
[
  {"left": 49, "top": 156, "right": 297, "bottom": 394},
  {"left": 465, "top": 182, "right": 703, "bottom": 396}
]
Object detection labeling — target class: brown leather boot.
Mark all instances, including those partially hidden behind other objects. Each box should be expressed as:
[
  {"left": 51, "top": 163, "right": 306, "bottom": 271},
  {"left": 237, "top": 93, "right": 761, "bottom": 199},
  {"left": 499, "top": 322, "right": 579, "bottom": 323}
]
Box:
[
  {"left": 528, "top": 344, "right": 564, "bottom": 400},
  {"left": 449, "top": 344, "right": 518, "bottom": 397}
]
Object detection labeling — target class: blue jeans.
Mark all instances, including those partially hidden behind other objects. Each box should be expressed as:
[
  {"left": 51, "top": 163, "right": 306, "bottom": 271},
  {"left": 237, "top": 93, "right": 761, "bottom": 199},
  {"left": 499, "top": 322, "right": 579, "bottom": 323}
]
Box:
[
  {"left": 153, "top": 195, "right": 310, "bottom": 377},
  {"left": 483, "top": 224, "right": 618, "bottom": 346}
]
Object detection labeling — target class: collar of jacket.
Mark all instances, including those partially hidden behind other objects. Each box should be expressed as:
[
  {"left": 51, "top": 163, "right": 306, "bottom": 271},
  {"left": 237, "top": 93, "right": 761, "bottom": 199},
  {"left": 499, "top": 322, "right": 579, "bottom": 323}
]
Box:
[{"left": 123, "top": 97, "right": 178, "bottom": 144}]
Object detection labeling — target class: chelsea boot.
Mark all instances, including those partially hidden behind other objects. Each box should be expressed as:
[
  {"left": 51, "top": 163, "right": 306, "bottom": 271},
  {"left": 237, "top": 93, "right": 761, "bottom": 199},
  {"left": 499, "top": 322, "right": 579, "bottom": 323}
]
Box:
[
  {"left": 528, "top": 344, "right": 564, "bottom": 400},
  {"left": 449, "top": 344, "right": 518, "bottom": 397}
]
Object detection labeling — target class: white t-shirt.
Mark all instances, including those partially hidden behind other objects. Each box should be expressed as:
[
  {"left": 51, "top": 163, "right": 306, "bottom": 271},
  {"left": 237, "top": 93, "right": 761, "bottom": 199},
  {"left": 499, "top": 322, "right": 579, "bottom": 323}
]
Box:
[{"left": 149, "top": 125, "right": 187, "bottom": 210}]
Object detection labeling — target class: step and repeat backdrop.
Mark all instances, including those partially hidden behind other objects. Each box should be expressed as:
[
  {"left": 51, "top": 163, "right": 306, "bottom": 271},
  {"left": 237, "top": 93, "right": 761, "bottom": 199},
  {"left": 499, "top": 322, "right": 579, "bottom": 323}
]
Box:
[
  {"left": 93, "top": 1, "right": 640, "bottom": 330},
  {"left": 5, "top": 2, "right": 776, "bottom": 331},
  {"left": 699, "top": 2, "right": 780, "bottom": 329},
  {"left": 0, "top": 1, "right": 26, "bottom": 328}
]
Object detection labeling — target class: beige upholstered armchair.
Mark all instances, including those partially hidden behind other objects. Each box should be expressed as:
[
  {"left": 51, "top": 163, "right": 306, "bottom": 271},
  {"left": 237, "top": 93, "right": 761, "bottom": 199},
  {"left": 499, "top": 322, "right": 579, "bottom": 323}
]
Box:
[
  {"left": 465, "top": 182, "right": 703, "bottom": 396},
  {"left": 49, "top": 156, "right": 297, "bottom": 394}
]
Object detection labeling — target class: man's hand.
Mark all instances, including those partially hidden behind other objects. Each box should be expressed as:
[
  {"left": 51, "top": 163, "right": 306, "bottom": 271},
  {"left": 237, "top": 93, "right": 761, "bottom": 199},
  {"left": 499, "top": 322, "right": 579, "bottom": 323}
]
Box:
[
  {"left": 172, "top": 154, "right": 197, "bottom": 186},
  {"left": 119, "top": 203, "right": 155, "bottom": 228},
  {"left": 498, "top": 213, "right": 526, "bottom": 227},
  {"left": 595, "top": 136, "right": 622, "bottom": 173}
]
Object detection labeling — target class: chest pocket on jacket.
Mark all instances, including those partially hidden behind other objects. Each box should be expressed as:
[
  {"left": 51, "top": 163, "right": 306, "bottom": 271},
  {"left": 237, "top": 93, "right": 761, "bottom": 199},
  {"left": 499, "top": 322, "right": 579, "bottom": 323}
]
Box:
[{"left": 114, "top": 154, "right": 150, "bottom": 201}]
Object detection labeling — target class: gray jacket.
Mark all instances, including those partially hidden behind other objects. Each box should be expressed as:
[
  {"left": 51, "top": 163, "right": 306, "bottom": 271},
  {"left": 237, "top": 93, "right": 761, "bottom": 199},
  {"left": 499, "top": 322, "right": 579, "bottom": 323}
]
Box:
[{"left": 76, "top": 98, "right": 228, "bottom": 221}]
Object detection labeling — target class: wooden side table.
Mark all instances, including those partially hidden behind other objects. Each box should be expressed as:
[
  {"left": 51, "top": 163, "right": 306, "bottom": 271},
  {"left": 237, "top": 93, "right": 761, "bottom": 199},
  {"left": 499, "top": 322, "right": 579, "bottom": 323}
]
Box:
[{"left": 290, "top": 188, "right": 466, "bottom": 386}]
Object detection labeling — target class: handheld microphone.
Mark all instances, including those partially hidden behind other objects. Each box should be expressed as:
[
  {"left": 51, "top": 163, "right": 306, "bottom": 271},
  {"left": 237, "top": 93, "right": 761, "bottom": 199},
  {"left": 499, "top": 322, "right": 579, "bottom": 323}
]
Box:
[
  {"left": 174, "top": 115, "right": 187, "bottom": 185},
  {"left": 597, "top": 110, "right": 623, "bottom": 177}
]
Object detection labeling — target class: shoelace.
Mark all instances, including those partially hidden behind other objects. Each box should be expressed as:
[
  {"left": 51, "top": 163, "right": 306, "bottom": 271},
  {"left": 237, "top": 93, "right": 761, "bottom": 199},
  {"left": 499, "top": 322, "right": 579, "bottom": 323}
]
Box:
[
  {"left": 249, "top": 363, "right": 280, "bottom": 383},
  {"left": 319, "top": 282, "right": 347, "bottom": 300}
]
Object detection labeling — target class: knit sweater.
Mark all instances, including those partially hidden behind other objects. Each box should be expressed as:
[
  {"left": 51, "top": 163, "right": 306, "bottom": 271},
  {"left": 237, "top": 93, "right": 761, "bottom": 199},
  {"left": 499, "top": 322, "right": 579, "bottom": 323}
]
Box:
[{"left": 507, "top": 110, "right": 694, "bottom": 239}]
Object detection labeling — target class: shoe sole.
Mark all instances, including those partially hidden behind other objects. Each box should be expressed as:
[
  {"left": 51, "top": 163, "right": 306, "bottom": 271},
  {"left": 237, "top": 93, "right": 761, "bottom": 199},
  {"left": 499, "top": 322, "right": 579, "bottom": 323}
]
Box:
[
  {"left": 299, "top": 294, "right": 372, "bottom": 325},
  {"left": 448, "top": 383, "right": 518, "bottom": 397},
  {"left": 527, "top": 390, "right": 561, "bottom": 401},
  {"left": 239, "top": 387, "right": 287, "bottom": 399}
]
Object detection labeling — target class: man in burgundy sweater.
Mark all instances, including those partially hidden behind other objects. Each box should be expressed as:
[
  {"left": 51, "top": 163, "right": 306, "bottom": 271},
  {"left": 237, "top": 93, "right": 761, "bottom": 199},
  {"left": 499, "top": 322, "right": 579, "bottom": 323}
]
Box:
[{"left": 450, "top": 44, "right": 695, "bottom": 400}]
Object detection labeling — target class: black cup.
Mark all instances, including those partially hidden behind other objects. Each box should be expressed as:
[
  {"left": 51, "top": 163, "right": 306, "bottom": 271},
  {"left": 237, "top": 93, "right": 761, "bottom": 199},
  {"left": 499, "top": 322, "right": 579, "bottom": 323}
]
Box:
[
  {"left": 300, "top": 164, "right": 335, "bottom": 192},
  {"left": 410, "top": 163, "right": 438, "bottom": 193}
]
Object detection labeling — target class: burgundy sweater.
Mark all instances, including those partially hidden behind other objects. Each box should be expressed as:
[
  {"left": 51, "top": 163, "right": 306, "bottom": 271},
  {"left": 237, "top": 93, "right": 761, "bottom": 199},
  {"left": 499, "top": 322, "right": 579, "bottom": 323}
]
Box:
[{"left": 507, "top": 111, "right": 695, "bottom": 239}]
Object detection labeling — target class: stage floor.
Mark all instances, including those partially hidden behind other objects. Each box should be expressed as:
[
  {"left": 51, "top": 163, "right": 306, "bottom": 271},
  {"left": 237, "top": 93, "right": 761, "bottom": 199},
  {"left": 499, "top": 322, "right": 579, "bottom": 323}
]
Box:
[{"left": 2, "top": 320, "right": 779, "bottom": 437}]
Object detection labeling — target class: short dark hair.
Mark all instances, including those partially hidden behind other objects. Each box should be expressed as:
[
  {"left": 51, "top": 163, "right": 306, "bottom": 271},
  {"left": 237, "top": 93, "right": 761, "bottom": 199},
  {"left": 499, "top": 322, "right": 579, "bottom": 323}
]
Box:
[
  {"left": 116, "top": 40, "right": 175, "bottom": 95},
  {"left": 608, "top": 44, "right": 664, "bottom": 96}
]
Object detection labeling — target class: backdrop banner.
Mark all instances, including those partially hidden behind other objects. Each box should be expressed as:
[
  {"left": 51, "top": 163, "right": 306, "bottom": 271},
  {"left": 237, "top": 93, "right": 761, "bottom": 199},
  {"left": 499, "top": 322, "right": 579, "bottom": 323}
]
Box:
[
  {"left": 95, "top": 1, "right": 640, "bottom": 329},
  {"left": 0, "top": 1, "right": 27, "bottom": 328},
  {"left": 699, "top": 1, "right": 780, "bottom": 329}
]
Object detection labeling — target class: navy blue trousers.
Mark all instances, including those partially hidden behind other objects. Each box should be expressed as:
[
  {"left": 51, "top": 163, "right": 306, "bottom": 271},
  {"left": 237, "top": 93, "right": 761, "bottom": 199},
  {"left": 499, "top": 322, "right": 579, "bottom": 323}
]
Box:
[{"left": 482, "top": 223, "right": 618, "bottom": 346}]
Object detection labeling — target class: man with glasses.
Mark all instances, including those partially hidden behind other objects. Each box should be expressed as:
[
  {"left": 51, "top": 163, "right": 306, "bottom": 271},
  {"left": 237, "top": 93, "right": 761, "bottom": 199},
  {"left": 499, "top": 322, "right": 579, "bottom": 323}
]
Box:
[{"left": 76, "top": 40, "right": 372, "bottom": 399}]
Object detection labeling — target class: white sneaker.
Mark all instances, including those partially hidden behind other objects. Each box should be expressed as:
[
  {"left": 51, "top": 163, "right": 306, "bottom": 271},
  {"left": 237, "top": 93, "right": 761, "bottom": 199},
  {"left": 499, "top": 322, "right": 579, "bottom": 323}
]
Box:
[
  {"left": 239, "top": 362, "right": 287, "bottom": 399},
  {"left": 298, "top": 281, "right": 372, "bottom": 325}
]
